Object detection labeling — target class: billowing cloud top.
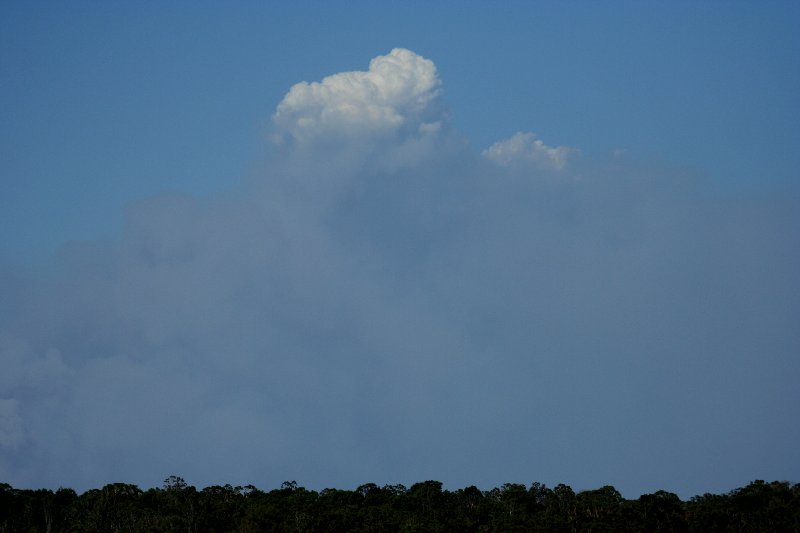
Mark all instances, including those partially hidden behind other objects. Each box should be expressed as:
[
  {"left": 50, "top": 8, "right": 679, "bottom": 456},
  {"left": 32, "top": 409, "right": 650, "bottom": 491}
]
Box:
[{"left": 273, "top": 48, "right": 442, "bottom": 144}]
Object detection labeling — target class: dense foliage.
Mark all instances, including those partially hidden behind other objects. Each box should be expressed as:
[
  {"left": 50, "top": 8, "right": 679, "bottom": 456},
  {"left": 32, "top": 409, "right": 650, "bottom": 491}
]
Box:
[{"left": 1, "top": 477, "right": 798, "bottom": 532}]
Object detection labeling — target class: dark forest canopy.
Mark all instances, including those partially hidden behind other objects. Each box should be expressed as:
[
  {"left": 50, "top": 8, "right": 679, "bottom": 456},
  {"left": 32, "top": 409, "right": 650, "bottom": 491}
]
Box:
[{"left": 1, "top": 477, "right": 798, "bottom": 532}]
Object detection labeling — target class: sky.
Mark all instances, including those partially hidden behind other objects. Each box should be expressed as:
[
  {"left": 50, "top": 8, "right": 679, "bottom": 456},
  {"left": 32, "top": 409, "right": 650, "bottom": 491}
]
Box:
[{"left": 1, "top": 1, "right": 799, "bottom": 499}]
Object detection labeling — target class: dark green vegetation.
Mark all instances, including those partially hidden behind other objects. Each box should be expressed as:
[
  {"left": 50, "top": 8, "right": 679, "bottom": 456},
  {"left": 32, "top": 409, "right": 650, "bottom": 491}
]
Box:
[{"left": 1, "top": 477, "right": 798, "bottom": 532}]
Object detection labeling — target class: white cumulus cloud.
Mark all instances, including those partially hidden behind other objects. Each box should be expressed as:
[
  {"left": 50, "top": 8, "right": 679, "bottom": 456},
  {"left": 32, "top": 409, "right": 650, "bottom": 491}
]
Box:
[
  {"left": 483, "top": 131, "right": 576, "bottom": 171},
  {"left": 272, "top": 48, "right": 443, "bottom": 144}
]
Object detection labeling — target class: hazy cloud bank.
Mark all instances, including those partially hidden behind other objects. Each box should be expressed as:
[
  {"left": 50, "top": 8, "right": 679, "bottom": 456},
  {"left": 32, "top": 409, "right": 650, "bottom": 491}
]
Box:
[{"left": 1, "top": 49, "right": 798, "bottom": 497}]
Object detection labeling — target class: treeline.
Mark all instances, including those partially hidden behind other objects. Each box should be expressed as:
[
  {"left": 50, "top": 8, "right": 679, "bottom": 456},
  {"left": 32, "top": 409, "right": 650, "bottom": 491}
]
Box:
[{"left": 1, "top": 477, "right": 798, "bottom": 532}]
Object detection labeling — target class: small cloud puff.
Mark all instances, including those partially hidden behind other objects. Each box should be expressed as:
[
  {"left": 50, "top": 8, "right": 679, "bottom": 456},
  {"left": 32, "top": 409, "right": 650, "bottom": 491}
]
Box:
[
  {"left": 483, "top": 132, "right": 576, "bottom": 171},
  {"left": 273, "top": 48, "right": 443, "bottom": 144}
]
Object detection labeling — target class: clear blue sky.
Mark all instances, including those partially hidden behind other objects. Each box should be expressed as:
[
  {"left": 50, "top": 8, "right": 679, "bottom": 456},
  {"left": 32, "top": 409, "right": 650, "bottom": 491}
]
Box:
[{"left": 1, "top": 1, "right": 798, "bottom": 498}]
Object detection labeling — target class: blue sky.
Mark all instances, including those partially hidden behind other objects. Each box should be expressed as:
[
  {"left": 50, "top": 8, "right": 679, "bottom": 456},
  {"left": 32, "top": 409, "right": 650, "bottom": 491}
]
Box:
[{"left": 1, "top": 2, "right": 799, "bottom": 497}]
